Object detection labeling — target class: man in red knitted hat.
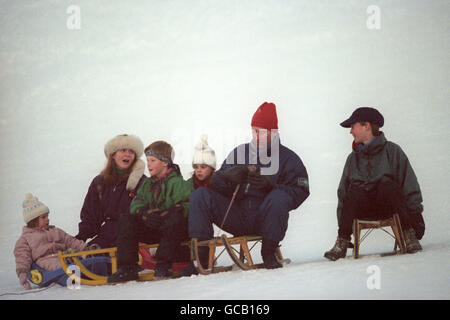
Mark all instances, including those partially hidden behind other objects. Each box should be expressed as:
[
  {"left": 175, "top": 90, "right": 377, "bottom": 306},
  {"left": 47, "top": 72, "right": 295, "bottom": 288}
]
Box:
[{"left": 181, "top": 102, "right": 309, "bottom": 275}]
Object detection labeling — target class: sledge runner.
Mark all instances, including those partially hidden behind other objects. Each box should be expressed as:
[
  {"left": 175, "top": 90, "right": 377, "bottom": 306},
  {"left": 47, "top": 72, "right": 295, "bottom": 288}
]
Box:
[
  {"left": 75, "top": 134, "right": 146, "bottom": 248},
  {"left": 324, "top": 107, "right": 425, "bottom": 261},
  {"left": 181, "top": 102, "right": 310, "bottom": 276}
]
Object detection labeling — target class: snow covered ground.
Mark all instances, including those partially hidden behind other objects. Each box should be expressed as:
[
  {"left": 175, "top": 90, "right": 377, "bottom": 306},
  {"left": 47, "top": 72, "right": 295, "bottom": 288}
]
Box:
[{"left": 0, "top": 0, "right": 449, "bottom": 300}]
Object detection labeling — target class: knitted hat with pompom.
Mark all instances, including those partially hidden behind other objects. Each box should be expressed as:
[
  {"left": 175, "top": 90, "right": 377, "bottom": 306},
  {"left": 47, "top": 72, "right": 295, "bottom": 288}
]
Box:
[
  {"left": 22, "top": 193, "right": 49, "bottom": 224},
  {"left": 192, "top": 134, "right": 216, "bottom": 169}
]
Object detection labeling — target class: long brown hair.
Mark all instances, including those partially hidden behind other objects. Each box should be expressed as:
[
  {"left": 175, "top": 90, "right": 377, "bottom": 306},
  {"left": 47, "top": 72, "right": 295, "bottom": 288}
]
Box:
[{"left": 100, "top": 153, "right": 137, "bottom": 185}]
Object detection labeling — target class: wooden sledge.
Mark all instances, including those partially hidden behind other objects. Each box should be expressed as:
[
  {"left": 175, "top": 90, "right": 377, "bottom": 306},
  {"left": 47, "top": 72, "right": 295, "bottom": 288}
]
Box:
[
  {"left": 58, "top": 235, "right": 291, "bottom": 285},
  {"left": 191, "top": 235, "right": 291, "bottom": 275}
]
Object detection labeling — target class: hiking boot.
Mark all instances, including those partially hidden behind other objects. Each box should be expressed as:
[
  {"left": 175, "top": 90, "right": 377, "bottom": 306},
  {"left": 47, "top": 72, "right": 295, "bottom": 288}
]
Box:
[
  {"left": 107, "top": 265, "right": 139, "bottom": 283},
  {"left": 404, "top": 228, "right": 422, "bottom": 254},
  {"left": 177, "top": 245, "right": 209, "bottom": 277},
  {"left": 154, "top": 261, "right": 172, "bottom": 278},
  {"left": 261, "top": 239, "right": 282, "bottom": 269},
  {"left": 324, "top": 237, "right": 350, "bottom": 261},
  {"left": 176, "top": 262, "right": 199, "bottom": 277}
]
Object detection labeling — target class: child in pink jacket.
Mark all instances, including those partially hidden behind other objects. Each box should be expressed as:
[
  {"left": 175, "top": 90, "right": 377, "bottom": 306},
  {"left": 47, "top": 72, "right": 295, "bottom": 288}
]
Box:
[{"left": 14, "top": 193, "right": 89, "bottom": 289}]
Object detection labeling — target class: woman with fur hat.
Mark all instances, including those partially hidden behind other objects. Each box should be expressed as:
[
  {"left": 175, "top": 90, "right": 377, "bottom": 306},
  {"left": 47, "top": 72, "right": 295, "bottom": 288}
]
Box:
[
  {"left": 75, "top": 134, "right": 146, "bottom": 248},
  {"left": 15, "top": 194, "right": 89, "bottom": 289},
  {"left": 188, "top": 134, "right": 216, "bottom": 189}
]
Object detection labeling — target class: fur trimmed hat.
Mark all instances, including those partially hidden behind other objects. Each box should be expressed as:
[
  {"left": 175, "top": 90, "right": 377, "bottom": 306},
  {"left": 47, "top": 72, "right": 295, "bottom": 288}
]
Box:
[
  {"left": 104, "top": 134, "right": 144, "bottom": 159},
  {"left": 192, "top": 134, "right": 216, "bottom": 169},
  {"left": 23, "top": 193, "right": 49, "bottom": 224}
]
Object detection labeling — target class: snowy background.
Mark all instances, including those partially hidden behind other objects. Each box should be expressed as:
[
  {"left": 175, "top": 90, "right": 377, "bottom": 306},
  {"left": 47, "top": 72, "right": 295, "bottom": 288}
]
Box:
[{"left": 0, "top": 0, "right": 449, "bottom": 300}]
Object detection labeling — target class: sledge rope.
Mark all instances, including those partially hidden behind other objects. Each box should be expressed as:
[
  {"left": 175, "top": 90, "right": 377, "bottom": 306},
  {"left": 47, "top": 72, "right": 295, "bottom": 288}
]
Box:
[
  {"left": 218, "top": 184, "right": 241, "bottom": 230},
  {"left": 0, "top": 283, "right": 57, "bottom": 297}
]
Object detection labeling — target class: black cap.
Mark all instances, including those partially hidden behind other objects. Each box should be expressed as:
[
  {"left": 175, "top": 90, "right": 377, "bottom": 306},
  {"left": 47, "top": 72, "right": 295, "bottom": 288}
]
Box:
[{"left": 340, "top": 107, "right": 384, "bottom": 128}]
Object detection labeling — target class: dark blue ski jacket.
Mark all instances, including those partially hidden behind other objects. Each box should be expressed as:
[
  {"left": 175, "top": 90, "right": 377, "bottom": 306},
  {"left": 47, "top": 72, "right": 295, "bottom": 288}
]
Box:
[{"left": 213, "top": 137, "right": 310, "bottom": 212}]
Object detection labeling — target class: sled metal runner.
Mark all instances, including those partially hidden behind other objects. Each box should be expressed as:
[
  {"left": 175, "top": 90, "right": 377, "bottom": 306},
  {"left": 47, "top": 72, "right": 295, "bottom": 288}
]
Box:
[{"left": 58, "top": 235, "right": 291, "bottom": 285}]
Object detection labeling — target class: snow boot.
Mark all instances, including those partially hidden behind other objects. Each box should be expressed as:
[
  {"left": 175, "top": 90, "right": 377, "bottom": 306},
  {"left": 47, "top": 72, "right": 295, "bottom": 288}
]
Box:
[
  {"left": 404, "top": 228, "right": 422, "bottom": 254},
  {"left": 177, "top": 245, "right": 209, "bottom": 277},
  {"left": 107, "top": 264, "right": 139, "bottom": 283},
  {"left": 261, "top": 239, "right": 282, "bottom": 269},
  {"left": 324, "top": 237, "right": 350, "bottom": 261},
  {"left": 154, "top": 261, "right": 172, "bottom": 278}
]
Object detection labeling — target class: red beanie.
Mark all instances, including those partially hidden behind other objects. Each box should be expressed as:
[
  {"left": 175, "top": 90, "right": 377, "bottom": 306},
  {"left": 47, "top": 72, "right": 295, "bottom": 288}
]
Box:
[{"left": 251, "top": 102, "right": 278, "bottom": 129}]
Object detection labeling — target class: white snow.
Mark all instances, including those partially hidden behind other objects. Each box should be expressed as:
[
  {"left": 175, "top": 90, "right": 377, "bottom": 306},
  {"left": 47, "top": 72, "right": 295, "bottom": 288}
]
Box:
[{"left": 0, "top": 0, "right": 449, "bottom": 300}]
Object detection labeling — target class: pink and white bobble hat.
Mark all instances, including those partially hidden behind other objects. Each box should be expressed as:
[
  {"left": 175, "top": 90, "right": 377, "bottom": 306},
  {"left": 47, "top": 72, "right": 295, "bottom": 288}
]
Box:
[{"left": 22, "top": 193, "right": 49, "bottom": 223}]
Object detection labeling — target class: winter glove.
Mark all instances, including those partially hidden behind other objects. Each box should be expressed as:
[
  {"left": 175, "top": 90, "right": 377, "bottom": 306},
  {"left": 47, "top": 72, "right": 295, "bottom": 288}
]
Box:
[
  {"left": 141, "top": 209, "right": 164, "bottom": 230},
  {"left": 167, "top": 204, "right": 184, "bottom": 216},
  {"left": 87, "top": 243, "right": 101, "bottom": 251},
  {"left": 247, "top": 167, "right": 275, "bottom": 192},
  {"left": 19, "top": 272, "right": 31, "bottom": 290},
  {"left": 221, "top": 165, "right": 249, "bottom": 184},
  {"left": 410, "top": 213, "right": 425, "bottom": 240}
]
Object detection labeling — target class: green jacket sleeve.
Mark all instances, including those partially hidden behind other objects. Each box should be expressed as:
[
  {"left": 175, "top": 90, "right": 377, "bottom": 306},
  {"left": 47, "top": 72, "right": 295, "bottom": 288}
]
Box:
[
  {"left": 130, "top": 179, "right": 150, "bottom": 214},
  {"left": 163, "top": 176, "right": 195, "bottom": 218}
]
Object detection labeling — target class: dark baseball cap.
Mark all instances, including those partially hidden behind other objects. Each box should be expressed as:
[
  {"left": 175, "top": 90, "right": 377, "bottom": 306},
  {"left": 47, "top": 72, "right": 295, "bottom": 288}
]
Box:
[{"left": 340, "top": 107, "right": 384, "bottom": 128}]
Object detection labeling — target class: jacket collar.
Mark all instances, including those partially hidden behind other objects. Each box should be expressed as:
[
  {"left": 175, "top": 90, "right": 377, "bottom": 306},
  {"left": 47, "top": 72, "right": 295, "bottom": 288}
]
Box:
[{"left": 353, "top": 132, "right": 387, "bottom": 155}]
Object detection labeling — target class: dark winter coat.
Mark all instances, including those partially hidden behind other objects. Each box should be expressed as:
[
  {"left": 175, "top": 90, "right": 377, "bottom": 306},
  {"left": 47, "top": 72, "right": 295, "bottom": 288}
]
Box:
[
  {"left": 213, "top": 136, "right": 310, "bottom": 211},
  {"left": 76, "top": 174, "right": 146, "bottom": 248},
  {"left": 337, "top": 132, "right": 425, "bottom": 237}
]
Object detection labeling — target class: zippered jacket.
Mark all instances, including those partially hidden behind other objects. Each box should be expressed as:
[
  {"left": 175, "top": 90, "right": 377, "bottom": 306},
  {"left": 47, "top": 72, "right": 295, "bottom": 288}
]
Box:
[
  {"left": 130, "top": 169, "right": 194, "bottom": 218},
  {"left": 337, "top": 133, "right": 424, "bottom": 236}
]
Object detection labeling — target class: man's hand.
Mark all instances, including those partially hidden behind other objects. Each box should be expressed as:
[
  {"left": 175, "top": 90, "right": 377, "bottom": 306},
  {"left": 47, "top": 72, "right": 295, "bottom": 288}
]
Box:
[
  {"left": 247, "top": 167, "right": 275, "bottom": 192},
  {"left": 221, "top": 165, "right": 249, "bottom": 184}
]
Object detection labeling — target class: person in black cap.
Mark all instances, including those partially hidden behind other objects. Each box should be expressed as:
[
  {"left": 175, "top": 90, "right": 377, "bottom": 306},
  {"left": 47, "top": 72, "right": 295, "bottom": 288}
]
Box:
[{"left": 324, "top": 107, "right": 425, "bottom": 261}]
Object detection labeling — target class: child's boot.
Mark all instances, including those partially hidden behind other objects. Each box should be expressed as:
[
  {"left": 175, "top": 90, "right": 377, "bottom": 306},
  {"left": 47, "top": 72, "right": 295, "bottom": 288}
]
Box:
[
  {"left": 107, "top": 264, "right": 139, "bottom": 283},
  {"left": 404, "top": 228, "right": 422, "bottom": 253},
  {"left": 324, "top": 237, "right": 350, "bottom": 261}
]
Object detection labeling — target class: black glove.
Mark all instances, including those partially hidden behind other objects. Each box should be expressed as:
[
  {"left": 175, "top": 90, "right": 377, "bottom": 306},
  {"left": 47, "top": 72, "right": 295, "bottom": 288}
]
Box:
[
  {"left": 141, "top": 209, "right": 164, "bottom": 230},
  {"left": 247, "top": 168, "right": 275, "bottom": 192},
  {"left": 221, "top": 165, "right": 249, "bottom": 184},
  {"left": 167, "top": 205, "right": 184, "bottom": 216},
  {"left": 410, "top": 213, "right": 425, "bottom": 240}
]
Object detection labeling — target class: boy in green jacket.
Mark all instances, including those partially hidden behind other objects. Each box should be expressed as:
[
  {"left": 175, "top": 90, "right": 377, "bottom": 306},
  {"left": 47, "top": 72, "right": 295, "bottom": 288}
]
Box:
[
  {"left": 108, "top": 141, "right": 194, "bottom": 282},
  {"left": 324, "top": 107, "right": 425, "bottom": 261}
]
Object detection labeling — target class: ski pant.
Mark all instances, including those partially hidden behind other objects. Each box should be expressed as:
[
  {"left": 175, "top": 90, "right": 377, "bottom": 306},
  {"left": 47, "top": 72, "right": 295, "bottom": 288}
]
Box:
[
  {"left": 338, "top": 181, "right": 412, "bottom": 240},
  {"left": 116, "top": 211, "right": 190, "bottom": 267},
  {"left": 188, "top": 187, "right": 291, "bottom": 242}
]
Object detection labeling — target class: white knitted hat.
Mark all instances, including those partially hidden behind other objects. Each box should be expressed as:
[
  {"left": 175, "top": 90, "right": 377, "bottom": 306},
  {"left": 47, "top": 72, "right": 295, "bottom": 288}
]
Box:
[
  {"left": 104, "top": 134, "right": 144, "bottom": 158},
  {"left": 192, "top": 134, "right": 216, "bottom": 169},
  {"left": 22, "top": 193, "right": 49, "bottom": 223}
]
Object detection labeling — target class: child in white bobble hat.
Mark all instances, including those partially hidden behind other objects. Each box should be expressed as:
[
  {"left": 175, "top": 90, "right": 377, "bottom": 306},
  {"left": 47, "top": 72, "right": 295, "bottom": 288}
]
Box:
[
  {"left": 14, "top": 193, "right": 89, "bottom": 289},
  {"left": 188, "top": 134, "right": 217, "bottom": 189}
]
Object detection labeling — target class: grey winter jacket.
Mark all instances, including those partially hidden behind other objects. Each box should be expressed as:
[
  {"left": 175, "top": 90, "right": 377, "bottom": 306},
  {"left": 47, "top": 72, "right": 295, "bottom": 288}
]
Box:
[{"left": 337, "top": 133, "right": 423, "bottom": 223}]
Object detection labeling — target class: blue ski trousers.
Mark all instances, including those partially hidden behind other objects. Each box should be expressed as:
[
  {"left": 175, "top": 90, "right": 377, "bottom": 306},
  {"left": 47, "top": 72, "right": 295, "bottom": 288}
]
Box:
[{"left": 188, "top": 187, "right": 291, "bottom": 242}]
